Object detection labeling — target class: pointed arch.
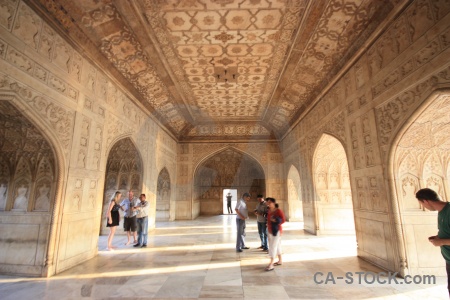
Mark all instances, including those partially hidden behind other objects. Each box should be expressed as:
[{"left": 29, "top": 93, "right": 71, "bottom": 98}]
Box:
[
  {"left": 193, "top": 147, "right": 266, "bottom": 217},
  {"left": 312, "top": 133, "right": 355, "bottom": 235},
  {"left": 389, "top": 91, "right": 450, "bottom": 276},
  {"left": 287, "top": 165, "right": 303, "bottom": 221},
  {"left": 0, "top": 97, "right": 65, "bottom": 277},
  {"left": 156, "top": 167, "right": 172, "bottom": 221},
  {"left": 100, "top": 136, "right": 143, "bottom": 234},
  {"left": 193, "top": 146, "right": 266, "bottom": 177}
]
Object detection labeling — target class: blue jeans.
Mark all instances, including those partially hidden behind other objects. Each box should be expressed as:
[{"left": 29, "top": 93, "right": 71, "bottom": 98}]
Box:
[
  {"left": 257, "top": 221, "right": 268, "bottom": 249},
  {"left": 137, "top": 217, "right": 148, "bottom": 245},
  {"left": 236, "top": 218, "right": 246, "bottom": 250}
]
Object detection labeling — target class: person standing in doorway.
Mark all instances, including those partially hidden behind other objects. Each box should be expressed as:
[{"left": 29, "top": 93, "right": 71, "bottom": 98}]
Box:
[
  {"left": 226, "top": 192, "right": 233, "bottom": 214},
  {"left": 134, "top": 193, "right": 150, "bottom": 248},
  {"left": 265, "top": 197, "right": 285, "bottom": 271},
  {"left": 254, "top": 194, "right": 268, "bottom": 251},
  {"left": 416, "top": 188, "right": 450, "bottom": 296},
  {"left": 106, "top": 191, "right": 122, "bottom": 251},
  {"left": 121, "top": 190, "right": 139, "bottom": 246},
  {"left": 235, "top": 192, "right": 250, "bottom": 252}
]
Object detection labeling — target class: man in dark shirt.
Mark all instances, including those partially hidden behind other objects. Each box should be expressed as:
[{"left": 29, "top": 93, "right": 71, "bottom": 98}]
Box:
[
  {"left": 226, "top": 192, "right": 233, "bottom": 214},
  {"left": 254, "top": 194, "right": 268, "bottom": 251},
  {"left": 416, "top": 188, "right": 450, "bottom": 296}
]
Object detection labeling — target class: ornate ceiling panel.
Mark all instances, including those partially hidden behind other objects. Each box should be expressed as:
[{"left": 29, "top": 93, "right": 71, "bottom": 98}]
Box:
[
  {"left": 26, "top": 0, "right": 399, "bottom": 141},
  {"left": 143, "top": 0, "right": 304, "bottom": 125}
]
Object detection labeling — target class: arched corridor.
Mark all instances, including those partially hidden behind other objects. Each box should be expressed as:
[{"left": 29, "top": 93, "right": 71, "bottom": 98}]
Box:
[{"left": 1, "top": 0, "right": 450, "bottom": 293}]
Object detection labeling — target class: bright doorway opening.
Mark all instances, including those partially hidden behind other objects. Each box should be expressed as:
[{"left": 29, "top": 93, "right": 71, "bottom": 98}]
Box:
[{"left": 222, "top": 189, "right": 237, "bottom": 214}]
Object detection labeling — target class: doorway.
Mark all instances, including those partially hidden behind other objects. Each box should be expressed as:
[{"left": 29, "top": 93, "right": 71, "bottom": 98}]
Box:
[
  {"left": 193, "top": 147, "right": 265, "bottom": 216},
  {"left": 222, "top": 189, "right": 237, "bottom": 214}
]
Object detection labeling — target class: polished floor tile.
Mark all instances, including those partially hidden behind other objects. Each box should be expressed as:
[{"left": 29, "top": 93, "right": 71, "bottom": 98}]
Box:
[{"left": 0, "top": 215, "right": 447, "bottom": 299}]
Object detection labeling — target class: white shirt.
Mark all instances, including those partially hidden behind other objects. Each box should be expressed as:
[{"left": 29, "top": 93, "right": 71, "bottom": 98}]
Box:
[
  {"left": 136, "top": 200, "right": 149, "bottom": 218},
  {"left": 235, "top": 199, "right": 248, "bottom": 219}
]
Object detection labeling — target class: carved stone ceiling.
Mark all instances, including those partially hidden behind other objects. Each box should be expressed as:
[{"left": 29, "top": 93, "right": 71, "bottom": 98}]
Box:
[{"left": 27, "top": 0, "right": 397, "bottom": 141}]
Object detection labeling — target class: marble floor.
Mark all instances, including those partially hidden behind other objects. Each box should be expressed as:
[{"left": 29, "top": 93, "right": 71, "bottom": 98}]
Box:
[{"left": 0, "top": 215, "right": 447, "bottom": 299}]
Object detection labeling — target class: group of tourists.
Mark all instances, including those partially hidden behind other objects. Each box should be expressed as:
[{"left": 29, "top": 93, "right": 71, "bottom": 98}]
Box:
[
  {"left": 106, "top": 190, "right": 149, "bottom": 251},
  {"left": 104, "top": 187, "right": 450, "bottom": 292},
  {"left": 105, "top": 189, "right": 285, "bottom": 271},
  {"left": 235, "top": 192, "right": 286, "bottom": 271}
]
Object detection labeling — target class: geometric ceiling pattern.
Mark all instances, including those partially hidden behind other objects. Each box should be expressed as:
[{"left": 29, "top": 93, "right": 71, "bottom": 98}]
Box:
[
  {"left": 29, "top": 0, "right": 396, "bottom": 141},
  {"left": 145, "top": 0, "right": 303, "bottom": 121}
]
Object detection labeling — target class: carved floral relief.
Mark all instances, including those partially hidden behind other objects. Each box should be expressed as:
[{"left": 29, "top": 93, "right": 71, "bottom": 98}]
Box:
[{"left": 0, "top": 101, "right": 56, "bottom": 212}]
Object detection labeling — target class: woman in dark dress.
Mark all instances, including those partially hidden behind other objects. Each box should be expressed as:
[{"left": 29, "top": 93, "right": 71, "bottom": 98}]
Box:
[{"left": 106, "top": 191, "right": 122, "bottom": 251}]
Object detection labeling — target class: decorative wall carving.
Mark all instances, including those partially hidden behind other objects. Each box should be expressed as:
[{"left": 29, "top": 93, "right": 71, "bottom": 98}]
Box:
[
  {"left": 324, "top": 111, "right": 346, "bottom": 143},
  {"left": 395, "top": 94, "right": 450, "bottom": 210},
  {"left": 312, "top": 134, "right": 355, "bottom": 233},
  {"left": 375, "top": 69, "right": 450, "bottom": 146},
  {"left": 372, "top": 34, "right": 449, "bottom": 99},
  {"left": 105, "top": 113, "right": 134, "bottom": 149},
  {"left": 156, "top": 167, "right": 171, "bottom": 221},
  {"left": 0, "top": 0, "right": 18, "bottom": 31},
  {"left": 313, "top": 134, "right": 352, "bottom": 205},
  {"left": 77, "top": 117, "right": 90, "bottom": 169},
  {"left": 52, "top": 36, "right": 71, "bottom": 73},
  {"left": 287, "top": 165, "right": 303, "bottom": 221},
  {"left": 0, "top": 101, "right": 56, "bottom": 212},
  {"left": 0, "top": 181, "right": 7, "bottom": 210},
  {"left": 2, "top": 31, "right": 80, "bottom": 102},
  {"left": 34, "top": 157, "right": 53, "bottom": 211},
  {"left": 192, "top": 142, "right": 276, "bottom": 170},
  {"left": 186, "top": 123, "right": 271, "bottom": 140},
  {"left": 12, "top": 2, "right": 42, "bottom": 49}
]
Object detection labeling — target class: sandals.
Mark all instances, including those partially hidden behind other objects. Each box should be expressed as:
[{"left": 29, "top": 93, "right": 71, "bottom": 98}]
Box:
[{"left": 265, "top": 261, "right": 282, "bottom": 271}]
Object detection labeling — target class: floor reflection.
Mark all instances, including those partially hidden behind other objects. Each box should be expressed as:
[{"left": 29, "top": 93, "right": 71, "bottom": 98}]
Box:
[{"left": 0, "top": 215, "right": 446, "bottom": 299}]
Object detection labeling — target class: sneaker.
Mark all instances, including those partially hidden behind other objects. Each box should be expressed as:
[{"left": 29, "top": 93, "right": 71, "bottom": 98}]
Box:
[
  {"left": 257, "top": 246, "right": 264, "bottom": 249},
  {"left": 141, "top": 244, "right": 147, "bottom": 248},
  {"left": 236, "top": 249, "right": 243, "bottom": 252},
  {"left": 133, "top": 244, "right": 141, "bottom": 247},
  {"left": 242, "top": 246, "right": 250, "bottom": 249}
]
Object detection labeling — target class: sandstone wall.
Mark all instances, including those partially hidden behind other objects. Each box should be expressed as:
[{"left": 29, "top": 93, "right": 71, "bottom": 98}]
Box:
[
  {"left": 0, "top": 0, "right": 177, "bottom": 276},
  {"left": 281, "top": 0, "right": 450, "bottom": 276}
]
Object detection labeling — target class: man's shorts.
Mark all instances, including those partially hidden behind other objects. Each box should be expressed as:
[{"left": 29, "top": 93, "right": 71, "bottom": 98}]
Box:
[{"left": 124, "top": 216, "right": 137, "bottom": 232}]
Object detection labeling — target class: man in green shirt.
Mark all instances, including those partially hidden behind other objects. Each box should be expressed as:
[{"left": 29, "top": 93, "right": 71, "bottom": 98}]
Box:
[{"left": 416, "top": 188, "right": 450, "bottom": 296}]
